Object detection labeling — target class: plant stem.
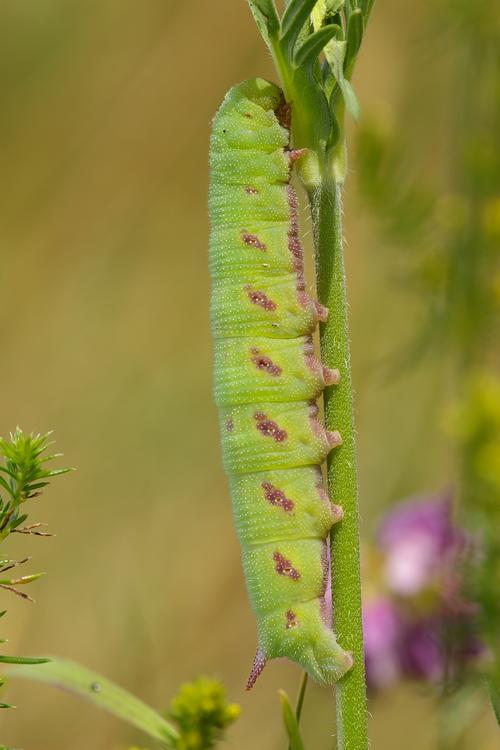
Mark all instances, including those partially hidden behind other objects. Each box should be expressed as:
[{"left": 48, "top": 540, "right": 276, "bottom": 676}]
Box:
[
  {"left": 287, "top": 672, "right": 309, "bottom": 750},
  {"left": 295, "top": 671, "right": 308, "bottom": 724},
  {"left": 309, "top": 180, "right": 368, "bottom": 750}
]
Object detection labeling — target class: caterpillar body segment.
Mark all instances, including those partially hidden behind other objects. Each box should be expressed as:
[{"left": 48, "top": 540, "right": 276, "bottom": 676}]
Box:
[
  {"left": 219, "top": 401, "right": 338, "bottom": 475},
  {"left": 213, "top": 335, "right": 329, "bottom": 405},
  {"left": 209, "top": 78, "right": 352, "bottom": 687}
]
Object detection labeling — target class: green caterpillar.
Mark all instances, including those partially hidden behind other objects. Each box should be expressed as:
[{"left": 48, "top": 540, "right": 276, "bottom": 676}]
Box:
[{"left": 209, "top": 78, "right": 353, "bottom": 688}]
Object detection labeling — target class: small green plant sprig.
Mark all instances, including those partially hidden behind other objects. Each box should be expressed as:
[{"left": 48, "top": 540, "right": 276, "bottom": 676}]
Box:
[
  {"left": 168, "top": 676, "right": 240, "bottom": 750},
  {"left": 249, "top": 0, "right": 374, "bottom": 186},
  {"left": 0, "top": 428, "right": 70, "bottom": 710}
]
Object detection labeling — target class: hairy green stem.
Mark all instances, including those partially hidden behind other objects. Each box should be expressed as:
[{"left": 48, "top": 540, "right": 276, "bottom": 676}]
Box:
[{"left": 309, "top": 180, "right": 368, "bottom": 750}]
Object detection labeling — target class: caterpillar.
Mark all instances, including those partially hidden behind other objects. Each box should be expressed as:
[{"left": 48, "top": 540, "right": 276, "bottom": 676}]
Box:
[{"left": 209, "top": 78, "right": 353, "bottom": 688}]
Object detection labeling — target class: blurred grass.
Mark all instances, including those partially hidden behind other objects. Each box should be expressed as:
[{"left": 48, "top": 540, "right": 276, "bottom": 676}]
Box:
[{"left": 0, "top": 1, "right": 496, "bottom": 749}]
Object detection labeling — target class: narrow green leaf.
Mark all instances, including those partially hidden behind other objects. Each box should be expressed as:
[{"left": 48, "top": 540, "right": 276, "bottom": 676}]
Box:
[
  {"left": 279, "top": 690, "right": 305, "bottom": 750},
  {"left": 488, "top": 680, "right": 500, "bottom": 725},
  {"left": 10, "top": 515, "right": 27, "bottom": 529},
  {"left": 326, "top": 40, "right": 360, "bottom": 119},
  {"left": 0, "top": 573, "right": 45, "bottom": 586},
  {"left": 360, "top": 0, "right": 376, "bottom": 22},
  {"left": 0, "top": 479, "right": 13, "bottom": 498},
  {"left": 38, "top": 453, "right": 63, "bottom": 464},
  {"left": 340, "top": 77, "right": 360, "bottom": 119},
  {"left": 0, "top": 656, "right": 50, "bottom": 664},
  {"left": 6, "top": 658, "right": 180, "bottom": 748},
  {"left": 23, "top": 482, "right": 49, "bottom": 492},
  {"left": 247, "top": 0, "right": 280, "bottom": 48},
  {"left": 294, "top": 26, "right": 339, "bottom": 66},
  {"left": 345, "top": 8, "right": 363, "bottom": 73},
  {"left": 42, "top": 467, "right": 72, "bottom": 477},
  {"left": 281, "top": 0, "right": 318, "bottom": 49},
  {"left": 0, "top": 468, "right": 17, "bottom": 481}
]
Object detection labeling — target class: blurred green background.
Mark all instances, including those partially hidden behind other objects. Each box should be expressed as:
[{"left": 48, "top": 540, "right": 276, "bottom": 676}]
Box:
[{"left": 0, "top": 1, "right": 497, "bottom": 748}]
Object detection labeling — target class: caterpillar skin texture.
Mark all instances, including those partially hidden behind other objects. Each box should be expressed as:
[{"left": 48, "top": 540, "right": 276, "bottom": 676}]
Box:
[{"left": 209, "top": 78, "right": 353, "bottom": 688}]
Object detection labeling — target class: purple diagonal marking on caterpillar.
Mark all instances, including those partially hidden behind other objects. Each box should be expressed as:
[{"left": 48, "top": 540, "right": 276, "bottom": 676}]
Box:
[
  {"left": 273, "top": 551, "right": 300, "bottom": 580},
  {"left": 250, "top": 348, "right": 282, "bottom": 377},
  {"left": 288, "top": 237, "right": 303, "bottom": 267},
  {"left": 320, "top": 539, "right": 329, "bottom": 595},
  {"left": 286, "top": 185, "right": 304, "bottom": 273},
  {"left": 285, "top": 609, "right": 300, "bottom": 629},
  {"left": 241, "top": 232, "right": 266, "bottom": 250},
  {"left": 287, "top": 185, "right": 299, "bottom": 235},
  {"left": 262, "top": 481, "right": 294, "bottom": 511},
  {"left": 246, "top": 287, "right": 277, "bottom": 311},
  {"left": 320, "top": 542, "right": 333, "bottom": 626},
  {"left": 254, "top": 412, "right": 287, "bottom": 442}
]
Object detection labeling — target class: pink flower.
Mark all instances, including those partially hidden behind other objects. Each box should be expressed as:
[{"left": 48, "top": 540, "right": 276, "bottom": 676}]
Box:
[
  {"left": 378, "top": 493, "right": 462, "bottom": 596},
  {"left": 362, "top": 494, "right": 481, "bottom": 691},
  {"left": 363, "top": 597, "right": 402, "bottom": 689}
]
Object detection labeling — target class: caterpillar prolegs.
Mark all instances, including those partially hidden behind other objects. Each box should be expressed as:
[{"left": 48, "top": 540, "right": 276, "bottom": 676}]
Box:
[{"left": 209, "top": 78, "right": 353, "bottom": 687}]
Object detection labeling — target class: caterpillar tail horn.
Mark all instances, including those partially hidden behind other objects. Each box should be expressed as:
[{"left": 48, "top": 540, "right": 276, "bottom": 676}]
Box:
[{"left": 246, "top": 649, "right": 267, "bottom": 690}]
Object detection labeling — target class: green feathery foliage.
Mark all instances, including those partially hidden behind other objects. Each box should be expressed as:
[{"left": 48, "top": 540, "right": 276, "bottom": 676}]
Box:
[
  {"left": 0, "top": 428, "right": 70, "bottom": 548},
  {"left": 0, "top": 428, "right": 70, "bottom": 710}
]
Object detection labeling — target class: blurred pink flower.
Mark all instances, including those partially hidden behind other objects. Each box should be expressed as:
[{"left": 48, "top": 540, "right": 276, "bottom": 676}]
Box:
[
  {"left": 378, "top": 493, "right": 462, "bottom": 596},
  {"left": 399, "top": 617, "right": 444, "bottom": 682},
  {"left": 363, "top": 493, "right": 480, "bottom": 692},
  {"left": 363, "top": 597, "right": 402, "bottom": 689}
]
